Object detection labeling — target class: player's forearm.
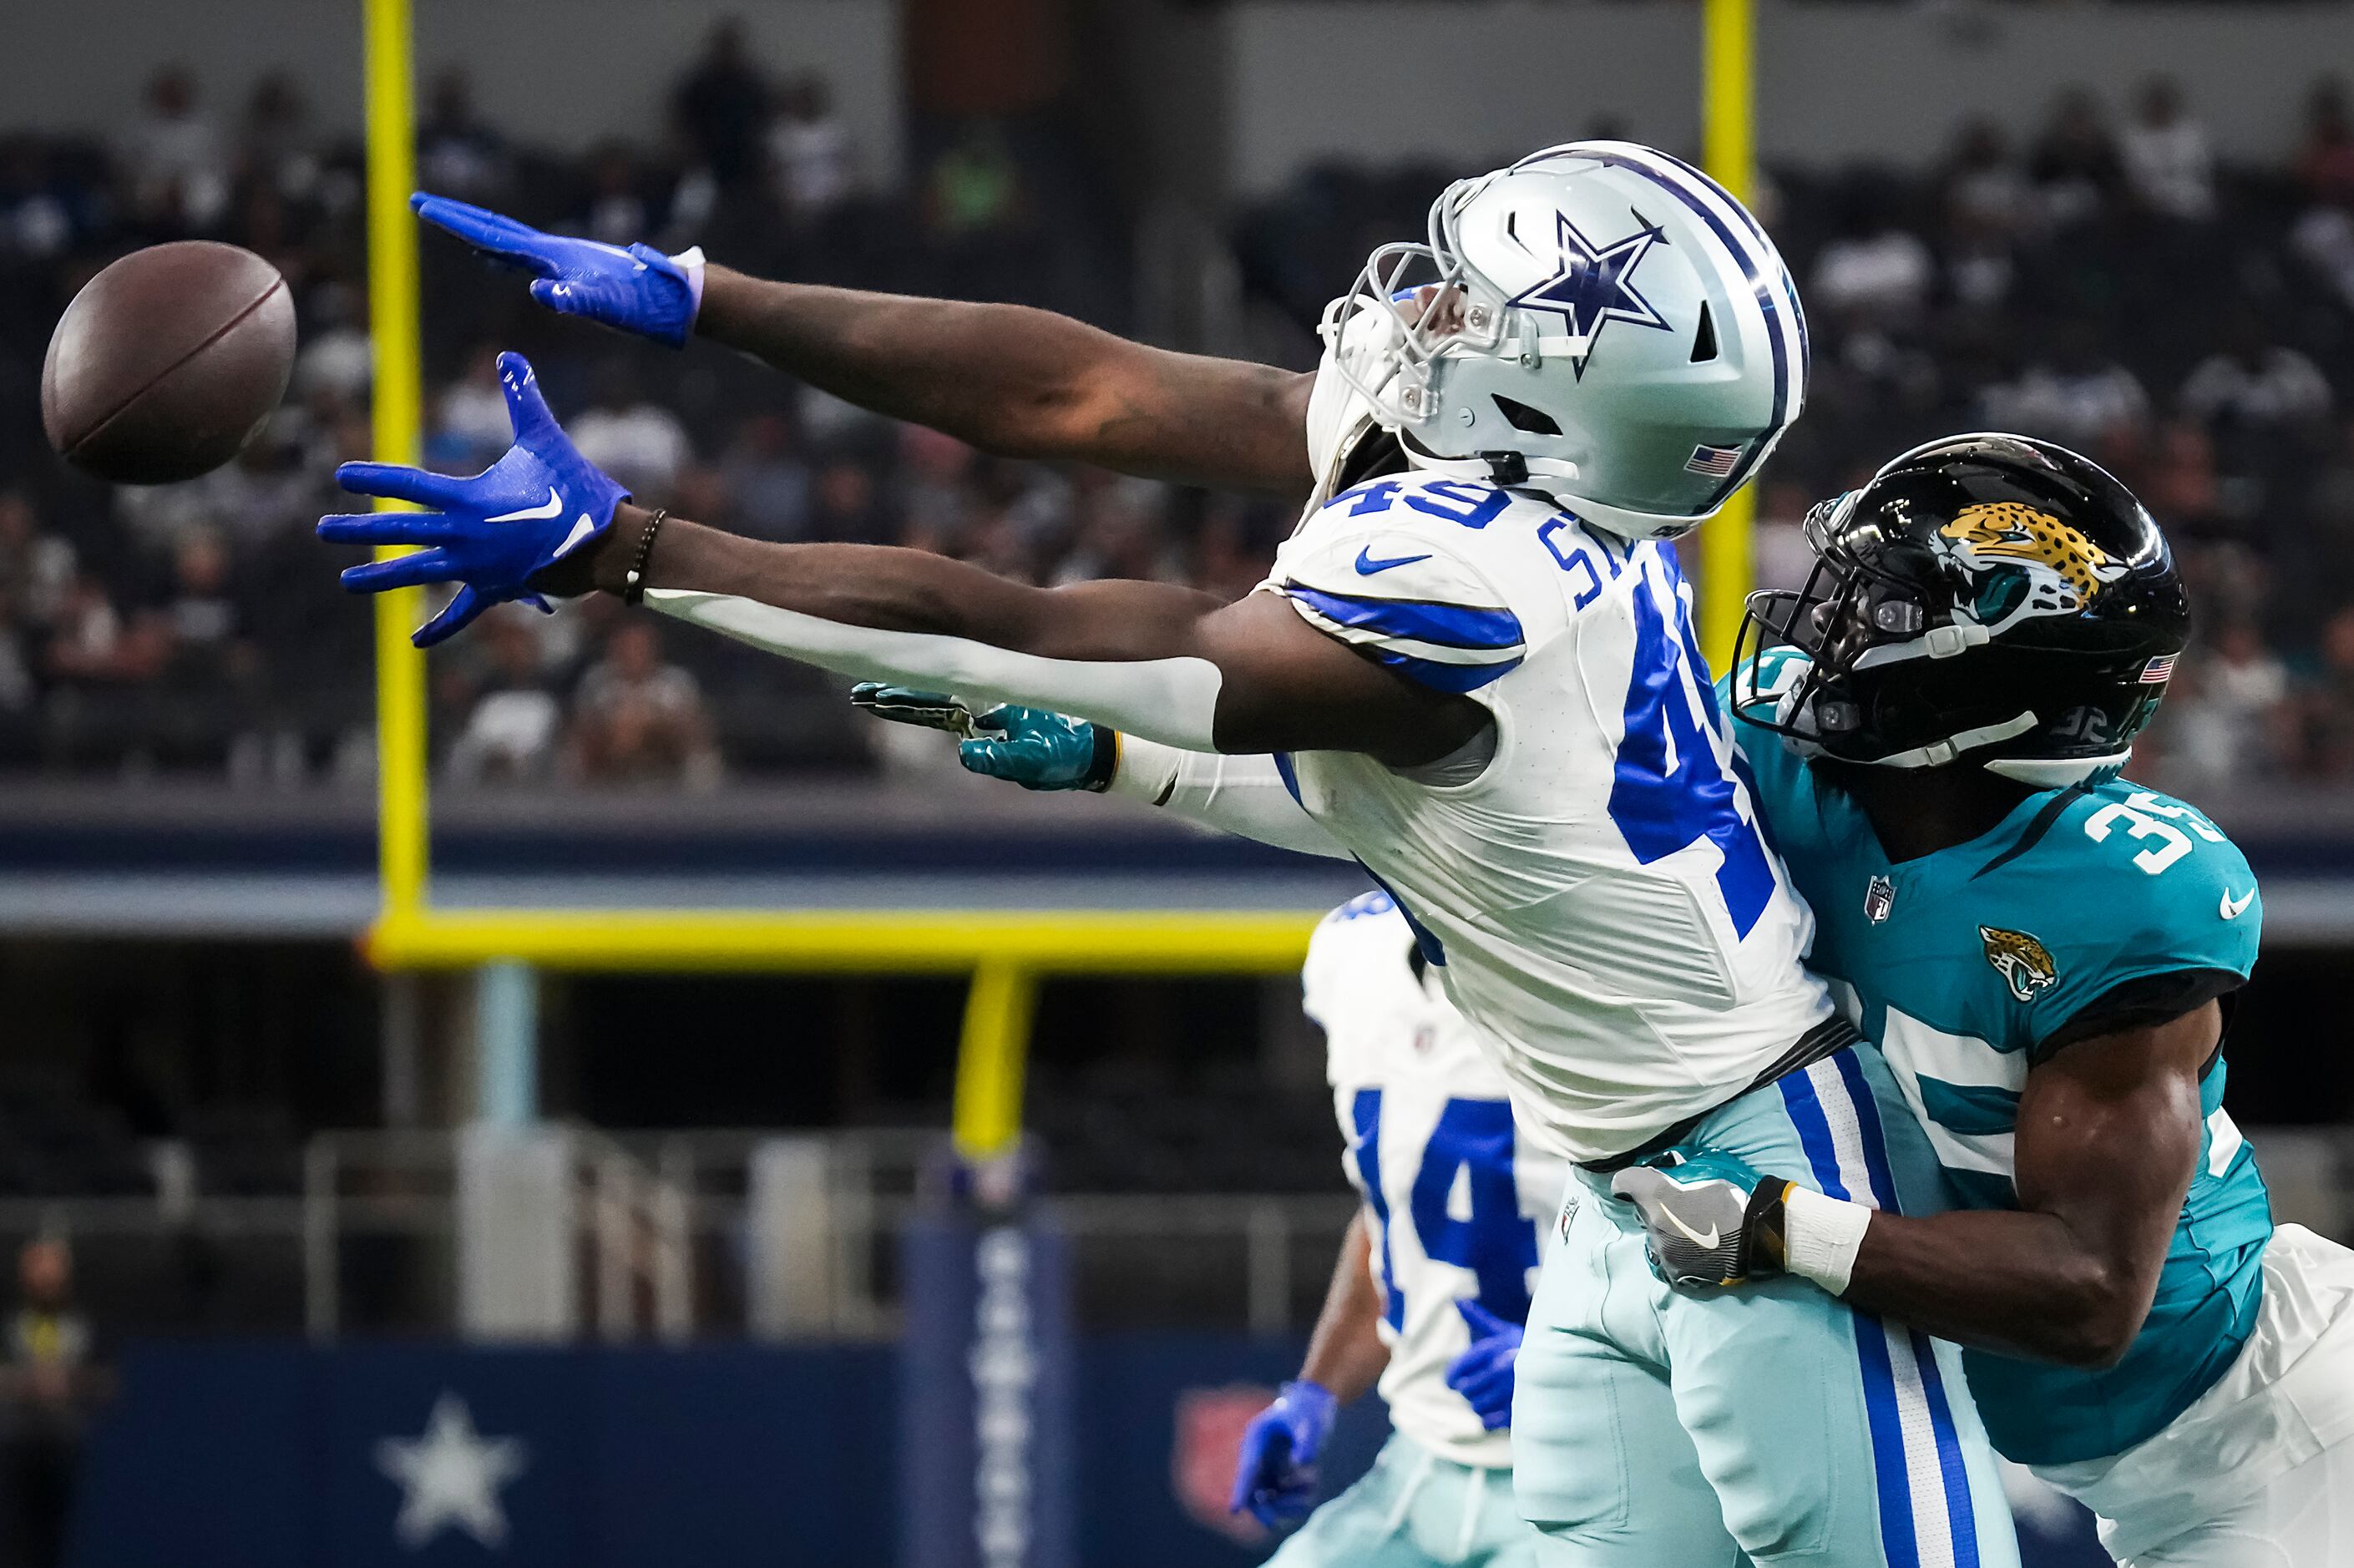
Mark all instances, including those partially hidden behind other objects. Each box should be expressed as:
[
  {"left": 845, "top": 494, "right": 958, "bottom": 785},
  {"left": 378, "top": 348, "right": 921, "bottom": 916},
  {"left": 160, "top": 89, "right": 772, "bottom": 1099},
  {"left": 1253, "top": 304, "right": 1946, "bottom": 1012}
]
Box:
[
  {"left": 1838, "top": 1208, "right": 2159, "bottom": 1368},
  {"left": 1110, "top": 741, "right": 1353, "bottom": 860},
  {"left": 590, "top": 508, "right": 1231, "bottom": 748},
  {"left": 695, "top": 268, "right": 1312, "bottom": 491},
  {"left": 1299, "top": 1212, "right": 1390, "bottom": 1404}
]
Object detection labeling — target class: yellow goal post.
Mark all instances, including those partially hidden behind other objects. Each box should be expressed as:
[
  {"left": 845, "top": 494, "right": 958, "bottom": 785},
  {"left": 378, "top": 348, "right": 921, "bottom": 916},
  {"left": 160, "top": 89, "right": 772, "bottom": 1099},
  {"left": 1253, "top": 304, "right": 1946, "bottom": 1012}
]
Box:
[{"left": 357, "top": 0, "right": 1757, "bottom": 1159}]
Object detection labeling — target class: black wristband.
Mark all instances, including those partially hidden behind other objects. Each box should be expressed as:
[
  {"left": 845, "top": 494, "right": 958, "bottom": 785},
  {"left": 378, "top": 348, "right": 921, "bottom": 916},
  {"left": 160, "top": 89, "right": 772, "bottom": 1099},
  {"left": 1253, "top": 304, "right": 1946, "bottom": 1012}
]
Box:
[
  {"left": 621, "top": 508, "right": 669, "bottom": 606},
  {"left": 1744, "top": 1181, "right": 1792, "bottom": 1277},
  {"left": 1082, "top": 724, "right": 1121, "bottom": 792}
]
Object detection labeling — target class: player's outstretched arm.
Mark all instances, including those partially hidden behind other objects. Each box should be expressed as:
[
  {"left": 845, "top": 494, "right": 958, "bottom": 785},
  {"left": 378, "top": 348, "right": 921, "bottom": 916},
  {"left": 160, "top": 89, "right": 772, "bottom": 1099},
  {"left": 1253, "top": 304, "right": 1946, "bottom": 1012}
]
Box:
[
  {"left": 697, "top": 270, "right": 1315, "bottom": 493},
  {"left": 1617, "top": 1006, "right": 2215, "bottom": 1368},
  {"left": 318, "top": 356, "right": 1482, "bottom": 763},
  {"left": 589, "top": 505, "right": 1488, "bottom": 766},
  {"left": 410, "top": 194, "right": 1313, "bottom": 493},
  {"left": 1229, "top": 1212, "right": 1386, "bottom": 1529}
]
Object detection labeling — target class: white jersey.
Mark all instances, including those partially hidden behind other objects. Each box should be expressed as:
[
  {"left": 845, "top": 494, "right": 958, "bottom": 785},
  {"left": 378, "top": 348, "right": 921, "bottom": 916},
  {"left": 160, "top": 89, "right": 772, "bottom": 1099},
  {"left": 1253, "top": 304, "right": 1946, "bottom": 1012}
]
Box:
[
  {"left": 1266, "top": 472, "right": 1839, "bottom": 1163},
  {"left": 1306, "top": 893, "right": 1565, "bottom": 1469}
]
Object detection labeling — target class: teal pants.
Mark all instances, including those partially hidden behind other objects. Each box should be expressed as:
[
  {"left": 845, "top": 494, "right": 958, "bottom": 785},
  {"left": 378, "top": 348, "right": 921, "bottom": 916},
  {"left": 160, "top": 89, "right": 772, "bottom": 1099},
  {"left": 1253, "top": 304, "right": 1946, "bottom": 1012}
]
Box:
[
  {"left": 1512, "top": 1047, "right": 2021, "bottom": 1566},
  {"left": 1267, "top": 1433, "right": 1538, "bottom": 1567}
]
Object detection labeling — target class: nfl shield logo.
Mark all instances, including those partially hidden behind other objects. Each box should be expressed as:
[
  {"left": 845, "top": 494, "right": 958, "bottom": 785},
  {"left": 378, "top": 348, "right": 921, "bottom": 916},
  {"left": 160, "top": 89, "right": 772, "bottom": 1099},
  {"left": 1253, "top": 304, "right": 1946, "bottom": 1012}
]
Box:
[
  {"left": 1864, "top": 875, "right": 1896, "bottom": 924},
  {"left": 1173, "top": 1386, "right": 1275, "bottom": 1543}
]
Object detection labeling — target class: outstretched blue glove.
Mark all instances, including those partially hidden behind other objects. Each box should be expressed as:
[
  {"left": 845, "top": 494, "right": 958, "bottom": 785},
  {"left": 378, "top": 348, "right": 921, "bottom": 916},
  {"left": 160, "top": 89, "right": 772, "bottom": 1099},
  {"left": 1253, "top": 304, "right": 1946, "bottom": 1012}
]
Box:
[
  {"left": 1228, "top": 1379, "right": 1338, "bottom": 1530},
  {"left": 1444, "top": 1300, "right": 1523, "bottom": 1430},
  {"left": 412, "top": 193, "right": 703, "bottom": 347},
  {"left": 1610, "top": 1149, "right": 1793, "bottom": 1290},
  {"left": 318, "top": 352, "right": 629, "bottom": 646},
  {"left": 848, "top": 685, "right": 1114, "bottom": 791}
]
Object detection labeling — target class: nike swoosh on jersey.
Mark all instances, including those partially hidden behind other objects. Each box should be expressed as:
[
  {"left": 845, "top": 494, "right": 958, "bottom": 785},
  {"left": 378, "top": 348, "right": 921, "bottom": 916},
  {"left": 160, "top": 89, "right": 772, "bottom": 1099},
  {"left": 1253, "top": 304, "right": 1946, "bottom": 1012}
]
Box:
[
  {"left": 550, "top": 513, "right": 600, "bottom": 559},
  {"left": 1656, "top": 1201, "right": 1719, "bottom": 1251},
  {"left": 2220, "top": 888, "right": 2255, "bottom": 920},
  {"left": 486, "top": 488, "right": 565, "bottom": 524},
  {"left": 1354, "top": 546, "right": 1435, "bottom": 575}
]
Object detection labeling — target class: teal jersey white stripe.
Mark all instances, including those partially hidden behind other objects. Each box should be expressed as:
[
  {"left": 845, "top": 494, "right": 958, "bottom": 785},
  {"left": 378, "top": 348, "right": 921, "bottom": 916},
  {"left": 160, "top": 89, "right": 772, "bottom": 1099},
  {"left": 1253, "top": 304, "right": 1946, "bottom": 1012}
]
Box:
[{"left": 1727, "top": 650, "right": 2271, "bottom": 1466}]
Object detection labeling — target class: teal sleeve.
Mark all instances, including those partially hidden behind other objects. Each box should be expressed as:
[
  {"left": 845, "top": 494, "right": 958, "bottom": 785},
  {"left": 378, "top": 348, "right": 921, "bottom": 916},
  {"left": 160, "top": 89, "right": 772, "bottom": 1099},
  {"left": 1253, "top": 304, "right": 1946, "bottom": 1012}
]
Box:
[
  {"left": 2024, "top": 802, "right": 2261, "bottom": 1048},
  {"left": 1722, "top": 652, "right": 1813, "bottom": 839}
]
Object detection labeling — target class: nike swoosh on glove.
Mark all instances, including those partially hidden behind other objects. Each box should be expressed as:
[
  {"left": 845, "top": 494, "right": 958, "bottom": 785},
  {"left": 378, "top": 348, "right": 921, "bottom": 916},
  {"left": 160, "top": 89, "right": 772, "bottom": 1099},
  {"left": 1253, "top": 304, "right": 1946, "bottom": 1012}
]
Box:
[
  {"left": 1443, "top": 1299, "right": 1523, "bottom": 1430},
  {"left": 1610, "top": 1149, "right": 1793, "bottom": 1290},
  {"left": 413, "top": 193, "right": 704, "bottom": 347},
  {"left": 318, "top": 352, "right": 630, "bottom": 646},
  {"left": 1228, "top": 1379, "right": 1338, "bottom": 1530}
]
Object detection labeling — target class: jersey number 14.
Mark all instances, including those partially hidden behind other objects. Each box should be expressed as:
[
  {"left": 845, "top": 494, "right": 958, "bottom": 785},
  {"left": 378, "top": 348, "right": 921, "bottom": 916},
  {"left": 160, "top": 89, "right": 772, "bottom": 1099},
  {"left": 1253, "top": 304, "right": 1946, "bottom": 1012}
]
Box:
[{"left": 1351, "top": 1090, "right": 1538, "bottom": 1331}]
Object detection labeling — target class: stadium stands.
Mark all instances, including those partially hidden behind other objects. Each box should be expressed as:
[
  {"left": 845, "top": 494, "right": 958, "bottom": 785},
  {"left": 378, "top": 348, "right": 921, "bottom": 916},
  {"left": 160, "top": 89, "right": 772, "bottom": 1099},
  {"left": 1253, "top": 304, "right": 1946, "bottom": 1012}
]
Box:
[{"left": 7, "top": 63, "right": 2354, "bottom": 797}]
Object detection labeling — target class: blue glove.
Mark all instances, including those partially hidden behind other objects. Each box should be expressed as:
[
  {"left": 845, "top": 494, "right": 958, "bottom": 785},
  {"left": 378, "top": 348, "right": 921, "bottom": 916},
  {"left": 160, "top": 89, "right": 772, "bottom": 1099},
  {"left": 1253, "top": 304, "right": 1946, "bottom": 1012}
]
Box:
[
  {"left": 1444, "top": 1300, "right": 1523, "bottom": 1430},
  {"left": 1609, "top": 1149, "right": 1794, "bottom": 1290},
  {"left": 412, "top": 193, "right": 702, "bottom": 347},
  {"left": 849, "top": 685, "right": 1115, "bottom": 791},
  {"left": 317, "top": 352, "right": 629, "bottom": 646},
  {"left": 1228, "top": 1380, "right": 1337, "bottom": 1530}
]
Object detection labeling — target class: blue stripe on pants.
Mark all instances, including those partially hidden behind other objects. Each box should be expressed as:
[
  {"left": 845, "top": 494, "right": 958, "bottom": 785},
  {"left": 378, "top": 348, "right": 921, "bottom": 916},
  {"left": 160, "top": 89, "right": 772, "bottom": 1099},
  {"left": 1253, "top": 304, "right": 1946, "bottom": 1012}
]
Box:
[{"left": 1779, "top": 1055, "right": 1982, "bottom": 1567}]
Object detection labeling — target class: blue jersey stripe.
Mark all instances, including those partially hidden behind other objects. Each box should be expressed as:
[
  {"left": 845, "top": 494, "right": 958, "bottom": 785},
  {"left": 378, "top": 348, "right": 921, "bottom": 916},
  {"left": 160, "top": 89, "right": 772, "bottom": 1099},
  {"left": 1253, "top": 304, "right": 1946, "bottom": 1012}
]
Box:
[
  {"left": 1354, "top": 859, "right": 1447, "bottom": 967},
  {"left": 1284, "top": 584, "right": 1526, "bottom": 652},
  {"left": 1369, "top": 647, "right": 1524, "bottom": 694}
]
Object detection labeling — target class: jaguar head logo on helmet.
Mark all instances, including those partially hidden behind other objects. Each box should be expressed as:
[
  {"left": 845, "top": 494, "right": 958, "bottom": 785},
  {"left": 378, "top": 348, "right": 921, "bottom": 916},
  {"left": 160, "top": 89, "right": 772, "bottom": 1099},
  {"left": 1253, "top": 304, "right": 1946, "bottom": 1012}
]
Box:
[
  {"left": 1304, "top": 141, "right": 1809, "bottom": 541},
  {"left": 1935, "top": 500, "right": 2133, "bottom": 632},
  {"left": 1735, "top": 432, "right": 2189, "bottom": 787}
]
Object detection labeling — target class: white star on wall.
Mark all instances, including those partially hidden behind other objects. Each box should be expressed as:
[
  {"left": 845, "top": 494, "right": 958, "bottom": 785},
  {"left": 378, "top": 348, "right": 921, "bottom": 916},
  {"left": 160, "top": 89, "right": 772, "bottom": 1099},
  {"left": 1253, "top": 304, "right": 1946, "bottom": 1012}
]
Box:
[{"left": 375, "top": 1392, "right": 530, "bottom": 1550}]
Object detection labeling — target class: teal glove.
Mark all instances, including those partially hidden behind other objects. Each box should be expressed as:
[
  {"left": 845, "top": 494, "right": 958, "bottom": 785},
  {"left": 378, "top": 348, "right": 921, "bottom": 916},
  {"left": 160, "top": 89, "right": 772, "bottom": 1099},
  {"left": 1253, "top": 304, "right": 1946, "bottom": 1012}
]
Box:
[
  {"left": 849, "top": 685, "right": 1116, "bottom": 792},
  {"left": 1609, "top": 1150, "right": 1793, "bottom": 1289}
]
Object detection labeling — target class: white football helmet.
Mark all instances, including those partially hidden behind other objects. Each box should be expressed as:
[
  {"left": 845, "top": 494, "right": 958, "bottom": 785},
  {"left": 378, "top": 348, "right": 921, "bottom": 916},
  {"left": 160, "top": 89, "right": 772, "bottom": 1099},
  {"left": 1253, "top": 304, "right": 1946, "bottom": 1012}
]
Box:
[{"left": 1317, "top": 141, "right": 1809, "bottom": 541}]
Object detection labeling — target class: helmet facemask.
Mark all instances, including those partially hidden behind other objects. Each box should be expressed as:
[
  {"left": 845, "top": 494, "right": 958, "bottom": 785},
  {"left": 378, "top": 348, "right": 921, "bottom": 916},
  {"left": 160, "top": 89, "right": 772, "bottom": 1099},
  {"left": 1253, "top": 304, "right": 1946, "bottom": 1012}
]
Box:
[
  {"left": 1320, "top": 172, "right": 1518, "bottom": 437},
  {"left": 1734, "top": 488, "right": 2165, "bottom": 784}
]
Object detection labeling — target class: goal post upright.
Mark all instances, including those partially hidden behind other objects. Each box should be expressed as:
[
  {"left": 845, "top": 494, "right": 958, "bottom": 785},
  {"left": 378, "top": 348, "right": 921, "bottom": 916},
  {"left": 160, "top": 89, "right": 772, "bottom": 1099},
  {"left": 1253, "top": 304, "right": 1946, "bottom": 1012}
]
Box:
[
  {"left": 362, "top": 0, "right": 430, "bottom": 920},
  {"left": 352, "top": 0, "right": 1315, "bottom": 1156},
  {"left": 1699, "top": 0, "right": 1759, "bottom": 669}
]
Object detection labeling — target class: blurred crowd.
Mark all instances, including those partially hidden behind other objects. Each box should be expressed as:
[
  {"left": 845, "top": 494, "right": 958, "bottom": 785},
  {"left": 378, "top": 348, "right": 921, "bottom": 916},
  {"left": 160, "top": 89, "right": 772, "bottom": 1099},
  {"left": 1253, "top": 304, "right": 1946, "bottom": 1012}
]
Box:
[{"left": 3, "top": 44, "right": 2353, "bottom": 794}]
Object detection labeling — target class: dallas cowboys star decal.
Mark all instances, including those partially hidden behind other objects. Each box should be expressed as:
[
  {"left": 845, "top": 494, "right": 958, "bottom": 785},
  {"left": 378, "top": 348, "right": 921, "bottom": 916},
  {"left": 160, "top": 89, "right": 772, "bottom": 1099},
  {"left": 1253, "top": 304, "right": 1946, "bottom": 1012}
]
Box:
[{"left": 1507, "top": 209, "right": 1673, "bottom": 374}]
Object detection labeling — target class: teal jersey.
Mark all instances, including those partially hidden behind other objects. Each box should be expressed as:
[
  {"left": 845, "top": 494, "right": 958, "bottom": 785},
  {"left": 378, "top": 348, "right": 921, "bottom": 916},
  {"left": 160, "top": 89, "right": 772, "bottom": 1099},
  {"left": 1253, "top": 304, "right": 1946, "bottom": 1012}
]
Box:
[{"left": 1726, "top": 650, "right": 2271, "bottom": 1466}]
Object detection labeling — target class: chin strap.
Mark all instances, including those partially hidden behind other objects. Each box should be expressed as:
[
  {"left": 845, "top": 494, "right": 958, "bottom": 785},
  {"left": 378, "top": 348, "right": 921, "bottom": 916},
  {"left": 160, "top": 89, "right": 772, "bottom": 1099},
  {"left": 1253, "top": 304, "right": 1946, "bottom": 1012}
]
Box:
[
  {"left": 1987, "top": 749, "right": 2134, "bottom": 787},
  {"left": 1868, "top": 711, "right": 2041, "bottom": 770}
]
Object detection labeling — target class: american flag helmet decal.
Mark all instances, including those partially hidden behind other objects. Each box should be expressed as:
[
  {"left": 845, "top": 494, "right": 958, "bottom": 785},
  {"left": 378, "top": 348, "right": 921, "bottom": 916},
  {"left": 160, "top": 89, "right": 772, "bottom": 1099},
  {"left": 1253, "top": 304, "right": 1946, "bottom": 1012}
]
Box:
[
  {"left": 2140, "top": 653, "right": 2178, "bottom": 684},
  {"left": 1686, "top": 443, "right": 1744, "bottom": 478}
]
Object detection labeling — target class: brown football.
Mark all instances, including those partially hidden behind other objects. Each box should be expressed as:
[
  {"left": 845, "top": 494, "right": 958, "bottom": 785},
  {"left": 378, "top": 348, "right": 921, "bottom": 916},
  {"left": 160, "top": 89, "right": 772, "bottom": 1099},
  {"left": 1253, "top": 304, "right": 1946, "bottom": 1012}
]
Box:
[{"left": 41, "top": 240, "right": 297, "bottom": 485}]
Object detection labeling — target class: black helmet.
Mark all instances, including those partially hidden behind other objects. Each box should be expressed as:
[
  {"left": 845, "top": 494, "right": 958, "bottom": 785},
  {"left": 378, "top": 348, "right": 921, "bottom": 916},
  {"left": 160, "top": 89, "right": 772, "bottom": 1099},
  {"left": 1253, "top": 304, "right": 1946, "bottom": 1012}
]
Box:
[{"left": 1734, "top": 432, "right": 2189, "bottom": 786}]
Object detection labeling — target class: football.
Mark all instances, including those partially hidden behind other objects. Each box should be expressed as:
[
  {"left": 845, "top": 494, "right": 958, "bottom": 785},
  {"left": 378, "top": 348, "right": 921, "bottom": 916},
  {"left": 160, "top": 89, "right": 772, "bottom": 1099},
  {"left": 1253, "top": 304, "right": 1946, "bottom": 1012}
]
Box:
[{"left": 40, "top": 240, "right": 297, "bottom": 485}]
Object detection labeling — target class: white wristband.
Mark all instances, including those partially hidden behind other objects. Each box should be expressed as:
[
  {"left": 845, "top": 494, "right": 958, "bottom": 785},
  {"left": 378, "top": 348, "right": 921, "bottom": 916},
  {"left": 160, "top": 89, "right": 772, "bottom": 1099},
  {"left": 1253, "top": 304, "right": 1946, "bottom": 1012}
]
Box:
[
  {"left": 1782, "top": 1185, "right": 1875, "bottom": 1297},
  {"left": 671, "top": 245, "right": 708, "bottom": 323},
  {"left": 1107, "top": 734, "right": 1182, "bottom": 804}
]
